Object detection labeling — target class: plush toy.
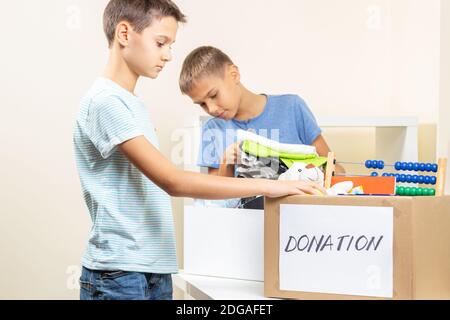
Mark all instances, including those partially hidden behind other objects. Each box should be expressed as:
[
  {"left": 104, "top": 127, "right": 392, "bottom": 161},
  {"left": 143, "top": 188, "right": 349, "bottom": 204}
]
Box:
[
  {"left": 327, "top": 182, "right": 365, "bottom": 196},
  {"left": 327, "top": 181, "right": 354, "bottom": 196},
  {"left": 278, "top": 162, "right": 325, "bottom": 187}
]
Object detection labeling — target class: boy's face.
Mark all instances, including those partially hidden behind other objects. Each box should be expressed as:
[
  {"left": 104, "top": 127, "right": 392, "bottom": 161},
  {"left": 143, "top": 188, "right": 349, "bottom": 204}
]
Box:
[
  {"left": 187, "top": 66, "right": 241, "bottom": 120},
  {"left": 120, "top": 16, "right": 178, "bottom": 79}
]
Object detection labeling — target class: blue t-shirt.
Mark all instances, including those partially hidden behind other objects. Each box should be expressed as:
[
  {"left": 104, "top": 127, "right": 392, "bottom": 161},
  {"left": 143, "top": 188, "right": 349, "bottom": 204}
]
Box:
[
  {"left": 198, "top": 94, "right": 321, "bottom": 170},
  {"left": 73, "top": 77, "right": 178, "bottom": 274}
]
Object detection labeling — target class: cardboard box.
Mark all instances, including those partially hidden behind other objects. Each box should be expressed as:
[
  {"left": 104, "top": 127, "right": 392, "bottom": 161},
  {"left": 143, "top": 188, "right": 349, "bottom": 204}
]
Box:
[{"left": 265, "top": 196, "right": 450, "bottom": 300}]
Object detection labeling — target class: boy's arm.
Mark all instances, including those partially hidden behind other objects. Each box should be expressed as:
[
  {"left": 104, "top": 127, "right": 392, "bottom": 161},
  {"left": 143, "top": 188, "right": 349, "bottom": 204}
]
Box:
[
  {"left": 312, "top": 135, "right": 346, "bottom": 174},
  {"left": 119, "top": 136, "right": 326, "bottom": 199},
  {"left": 208, "top": 166, "right": 234, "bottom": 177},
  {"left": 292, "top": 96, "right": 344, "bottom": 175}
]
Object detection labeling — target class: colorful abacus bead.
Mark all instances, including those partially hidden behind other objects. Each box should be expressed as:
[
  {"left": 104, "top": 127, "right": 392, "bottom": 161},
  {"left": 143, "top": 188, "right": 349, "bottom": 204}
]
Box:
[
  {"left": 365, "top": 160, "right": 385, "bottom": 169},
  {"left": 396, "top": 187, "right": 436, "bottom": 197},
  {"left": 394, "top": 162, "right": 438, "bottom": 172},
  {"left": 431, "top": 164, "right": 438, "bottom": 173}
]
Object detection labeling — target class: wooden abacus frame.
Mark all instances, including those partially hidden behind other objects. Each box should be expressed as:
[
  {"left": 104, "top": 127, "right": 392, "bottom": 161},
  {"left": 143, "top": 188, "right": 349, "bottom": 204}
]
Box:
[{"left": 324, "top": 152, "right": 447, "bottom": 197}]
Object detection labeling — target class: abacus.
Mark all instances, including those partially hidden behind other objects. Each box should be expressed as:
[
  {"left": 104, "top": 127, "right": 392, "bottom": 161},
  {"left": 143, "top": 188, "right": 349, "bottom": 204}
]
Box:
[{"left": 324, "top": 152, "right": 447, "bottom": 197}]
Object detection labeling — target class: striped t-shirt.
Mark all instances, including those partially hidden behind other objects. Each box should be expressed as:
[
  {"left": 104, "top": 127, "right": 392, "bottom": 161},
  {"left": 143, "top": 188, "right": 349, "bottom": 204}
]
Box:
[{"left": 73, "top": 77, "right": 178, "bottom": 274}]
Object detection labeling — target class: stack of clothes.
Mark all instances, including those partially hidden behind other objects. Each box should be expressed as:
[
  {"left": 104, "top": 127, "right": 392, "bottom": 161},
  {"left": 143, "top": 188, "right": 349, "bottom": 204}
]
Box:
[{"left": 235, "top": 130, "right": 328, "bottom": 209}]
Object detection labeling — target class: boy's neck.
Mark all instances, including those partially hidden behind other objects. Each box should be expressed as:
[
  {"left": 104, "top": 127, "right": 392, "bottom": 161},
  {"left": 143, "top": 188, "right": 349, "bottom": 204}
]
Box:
[
  {"left": 103, "top": 47, "right": 139, "bottom": 95},
  {"left": 234, "top": 85, "right": 267, "bottom": 121}
]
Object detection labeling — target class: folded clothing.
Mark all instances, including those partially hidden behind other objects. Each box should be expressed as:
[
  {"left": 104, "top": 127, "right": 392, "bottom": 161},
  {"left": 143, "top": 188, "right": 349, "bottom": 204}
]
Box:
[
  {"left": 236, "top": 151, "right": 289, "bottom": 180},
  {"left": 241, "top": 140, "right": 328, "bottom": 168},
  {"left": 236, "top": 141, "right": 291, "bottom": 208},
  {"left": 235, "top": 134, "right": 328, "bottom": 208},
  {"left": 236, "top": 129, "right": 317, "bottom": 155}
]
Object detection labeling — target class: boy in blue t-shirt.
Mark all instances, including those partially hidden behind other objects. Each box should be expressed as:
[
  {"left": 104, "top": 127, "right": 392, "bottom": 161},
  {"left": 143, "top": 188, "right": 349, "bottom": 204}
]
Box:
[
  {"left": 179, "top": 46, "right": 344, "bottom": 177},
  {"left": 73, "top": 0, "right": 325, "bottom": 301}
]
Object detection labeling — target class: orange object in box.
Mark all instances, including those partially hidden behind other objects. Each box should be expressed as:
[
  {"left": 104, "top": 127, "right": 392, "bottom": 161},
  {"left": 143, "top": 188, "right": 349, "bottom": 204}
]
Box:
[{"left": 331, "top": 176, "right": 396, "bottom": 195}]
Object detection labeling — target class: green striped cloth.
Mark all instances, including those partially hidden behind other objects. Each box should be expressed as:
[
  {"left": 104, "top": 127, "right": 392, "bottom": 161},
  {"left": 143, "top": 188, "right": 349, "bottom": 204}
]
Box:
[{"left": 241, "top": 140, "right": 328, "bottom": 168}]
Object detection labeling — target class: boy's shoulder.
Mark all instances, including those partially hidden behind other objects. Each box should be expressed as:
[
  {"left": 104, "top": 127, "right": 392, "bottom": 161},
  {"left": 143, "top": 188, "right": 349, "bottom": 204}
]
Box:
[
  {"left": 268, "top": 93, "right": 304, "bottom": 106},
  {"left": 201, "top": 94, "right": 308, "bottom": 130},
  {"left": 80, "top": 78, "right": 129, "bottom": 112},
  {"left": 265, "top": 94, "right": 308, "bottom": 115}
]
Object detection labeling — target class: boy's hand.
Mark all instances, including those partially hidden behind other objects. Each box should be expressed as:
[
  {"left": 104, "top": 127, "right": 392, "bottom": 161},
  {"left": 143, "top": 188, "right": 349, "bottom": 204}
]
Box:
[
  {"left": 221, "top": 142, "right": 241, "bottom": 165},
  {"left": 264, "top": 180, "right": 327, "bottom": 198}
]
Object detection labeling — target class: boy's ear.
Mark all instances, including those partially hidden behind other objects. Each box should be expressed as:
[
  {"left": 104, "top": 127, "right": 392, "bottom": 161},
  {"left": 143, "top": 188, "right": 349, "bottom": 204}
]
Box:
[
  {"left": 115, "top": 21, "right": 132, "bottom": 47},
  {"left": 229, "top": 65, "right": 241, "bottom": 84}
]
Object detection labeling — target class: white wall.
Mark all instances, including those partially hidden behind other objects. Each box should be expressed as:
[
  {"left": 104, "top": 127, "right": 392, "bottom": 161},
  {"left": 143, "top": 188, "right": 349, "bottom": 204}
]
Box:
[
  {"left": 174, "top": 0, "right": 440, "bottom": 122},
  {"left": 0, "top": 0, "right": 114, "bottom": 300},
  {"left": 0, "top": 0, "right": 445, "bottom": 299},
  {"left": 439, "top": 0, "right": 450, "bottom": 194}
]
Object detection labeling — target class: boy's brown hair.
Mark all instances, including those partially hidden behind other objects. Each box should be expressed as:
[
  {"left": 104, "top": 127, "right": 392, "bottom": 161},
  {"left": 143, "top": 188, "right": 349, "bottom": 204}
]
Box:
[
  {"left": 179, "top": 46, "right": 234, "bottom": 94},
  {"left": 103, "top": 0, "right": 187, "bottom": 47}
]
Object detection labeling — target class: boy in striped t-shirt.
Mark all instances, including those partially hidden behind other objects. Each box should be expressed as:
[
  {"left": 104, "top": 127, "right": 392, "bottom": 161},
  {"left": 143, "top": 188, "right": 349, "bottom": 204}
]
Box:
[{"left": 73, "top": 0, "right": 325, "bottom": 301}]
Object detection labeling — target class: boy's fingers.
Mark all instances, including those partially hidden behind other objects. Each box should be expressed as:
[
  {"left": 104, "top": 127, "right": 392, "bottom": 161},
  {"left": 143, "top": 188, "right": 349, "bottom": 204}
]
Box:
[
  {"left": 309, "top": 185, "right": 326, "bottom": 195},
  {"left": 292, "top": 189, "right": 306, "bottom": 195},
  {"left": 298, "top": 186, "right": 315, "bottom": 195},
  {"left": 290, "top": 181, "right": 326, "bottom": 196},
  {"left": 297, "top": 186, "right": 312, "bottom": 194},
  {"left": 235, "top": 145, "right": 242, "bottom": 164},
  {"left": 305, "top": 181, "right": 327, "bottom": 194},
  {"left": 313, "top": 184, "right": 327, "bottom": 194},
  {"left": 304, "top": 186, "right": 325, "bottom": 196}
]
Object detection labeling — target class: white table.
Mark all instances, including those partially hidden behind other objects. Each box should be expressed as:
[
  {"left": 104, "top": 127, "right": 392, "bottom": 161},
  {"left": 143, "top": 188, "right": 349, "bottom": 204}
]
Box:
[{"left": 173, "top": 272, "right": 276, "bottom": 300}]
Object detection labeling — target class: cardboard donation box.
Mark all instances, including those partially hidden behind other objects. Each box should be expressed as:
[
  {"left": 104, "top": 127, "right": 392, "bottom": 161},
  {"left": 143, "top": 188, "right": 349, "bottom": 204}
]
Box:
[{"left": 265, "top": 196, "right": 450, "bottom": 300}]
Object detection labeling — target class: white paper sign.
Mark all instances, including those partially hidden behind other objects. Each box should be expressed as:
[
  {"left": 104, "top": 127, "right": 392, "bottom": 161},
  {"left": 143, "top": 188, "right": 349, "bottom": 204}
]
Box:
[{"left": 279, "top": 204, "right": 393, "bottom": 298}]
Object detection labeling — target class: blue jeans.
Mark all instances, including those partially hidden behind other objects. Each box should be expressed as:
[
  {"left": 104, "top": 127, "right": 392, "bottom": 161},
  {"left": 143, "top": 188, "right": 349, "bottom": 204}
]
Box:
[{"left": 79, "top": 267, "right": 173, "bottom": 300}]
